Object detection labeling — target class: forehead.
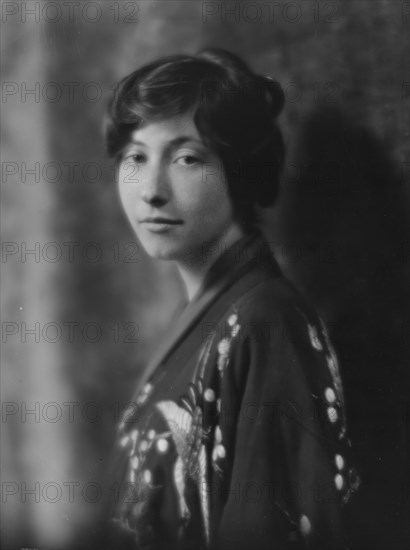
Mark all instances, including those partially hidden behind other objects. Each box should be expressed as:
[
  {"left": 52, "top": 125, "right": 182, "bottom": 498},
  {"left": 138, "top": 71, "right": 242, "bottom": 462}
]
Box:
[{"left": 129, "top": 112, "right": 202, "bottom": 146}]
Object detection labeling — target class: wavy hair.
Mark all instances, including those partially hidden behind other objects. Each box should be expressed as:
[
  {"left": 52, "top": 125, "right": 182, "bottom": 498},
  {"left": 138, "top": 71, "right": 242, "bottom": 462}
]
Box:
[{"left": 105, "top": 48, "right": 285, "bottom": 227}]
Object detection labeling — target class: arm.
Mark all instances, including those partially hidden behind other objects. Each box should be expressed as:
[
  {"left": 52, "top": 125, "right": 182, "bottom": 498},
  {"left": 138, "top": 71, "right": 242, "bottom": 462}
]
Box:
[{"left": 209, "top": 302, "right": 357, "bottom": 550}]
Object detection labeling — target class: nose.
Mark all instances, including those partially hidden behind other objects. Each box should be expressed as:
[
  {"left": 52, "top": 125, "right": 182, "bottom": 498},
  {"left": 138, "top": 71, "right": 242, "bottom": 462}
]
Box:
[{"left": 140, "top": 162, "right": 170, "bottom": 207}]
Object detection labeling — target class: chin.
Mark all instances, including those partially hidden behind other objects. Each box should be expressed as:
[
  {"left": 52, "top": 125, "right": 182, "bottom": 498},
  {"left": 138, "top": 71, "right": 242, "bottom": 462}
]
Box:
[{"left": 137, "top": 234, "right": 184, "bottom": 261}]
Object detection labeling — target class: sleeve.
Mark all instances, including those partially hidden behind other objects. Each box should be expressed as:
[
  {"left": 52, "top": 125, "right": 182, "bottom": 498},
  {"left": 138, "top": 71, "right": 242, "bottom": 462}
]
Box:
[{"left": 207, "top": 302, "right": 358, "bottom": 550}]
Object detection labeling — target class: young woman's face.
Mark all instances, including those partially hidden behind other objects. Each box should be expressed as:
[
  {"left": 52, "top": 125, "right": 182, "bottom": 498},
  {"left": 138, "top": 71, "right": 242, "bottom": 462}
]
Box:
[{"left": 117, "top": 112, "right": 240, "bottom": 263}]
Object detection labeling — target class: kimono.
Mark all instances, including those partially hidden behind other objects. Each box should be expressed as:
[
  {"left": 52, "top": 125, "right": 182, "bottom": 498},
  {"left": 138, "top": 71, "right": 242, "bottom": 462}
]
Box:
[{"left": 103, "top": 230, "right": 359, "bottom": 550}]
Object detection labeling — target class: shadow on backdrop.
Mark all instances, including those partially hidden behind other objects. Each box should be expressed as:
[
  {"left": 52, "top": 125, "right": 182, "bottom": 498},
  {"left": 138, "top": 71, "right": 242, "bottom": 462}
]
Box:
[{"left": 275, "top": 105, "right": 409, "bottom": 550}]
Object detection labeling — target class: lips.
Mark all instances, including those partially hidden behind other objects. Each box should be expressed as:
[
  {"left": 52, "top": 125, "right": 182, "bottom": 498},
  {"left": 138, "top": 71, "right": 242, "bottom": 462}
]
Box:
[
  {"left": 140, "top": 216, "right": 183, "bottom": 234},
  {"left": 141, "top": 217, "right": 183, "bottom": 225}
]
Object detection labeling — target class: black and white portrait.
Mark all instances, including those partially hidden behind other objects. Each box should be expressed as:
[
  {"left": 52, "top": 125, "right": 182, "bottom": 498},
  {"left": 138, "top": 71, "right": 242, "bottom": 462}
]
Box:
[{"left": 1, "top": 2, "right": 409, "bottom": 549}]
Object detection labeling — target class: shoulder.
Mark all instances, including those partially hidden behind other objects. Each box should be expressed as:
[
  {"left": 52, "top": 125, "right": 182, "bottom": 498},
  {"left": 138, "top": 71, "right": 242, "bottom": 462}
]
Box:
[
  {"left": 237, "top": 269, "right": 318, "bottom": 324},
  {"left": 220, "top": 268, "right": 322, "bottom": 355},
  {"left": 211, "top": 268, "right": 346, "bottom": 433}
]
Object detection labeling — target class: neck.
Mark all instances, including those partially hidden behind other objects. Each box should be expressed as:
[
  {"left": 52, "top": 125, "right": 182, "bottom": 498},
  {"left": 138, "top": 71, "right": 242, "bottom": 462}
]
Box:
[{"left": 175, "top": 224, "right": 245, "bottom": 301}]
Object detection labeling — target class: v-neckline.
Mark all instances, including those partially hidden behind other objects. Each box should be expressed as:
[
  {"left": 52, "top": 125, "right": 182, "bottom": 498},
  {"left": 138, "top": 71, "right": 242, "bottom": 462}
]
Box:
[{"left": 131, "top": 230, "right": 277, "bottom": 398}]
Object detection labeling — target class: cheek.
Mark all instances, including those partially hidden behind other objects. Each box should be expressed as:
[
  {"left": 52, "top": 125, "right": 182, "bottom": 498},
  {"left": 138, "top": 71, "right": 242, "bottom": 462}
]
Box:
[
  {"left": 199, "top": 178, "right": 232, "bottom": 219},
  {"left": 178, "top": 175, "right": 231, "bottom": 217},
  {"left": 118, "top": 186, "right": 130, "bottom": 215},
  {"left": 118, "top": 177, "right": 137, "bottom": 211},
  {"left": 119, "top": 161, "right": 140, "bottom": 187}
]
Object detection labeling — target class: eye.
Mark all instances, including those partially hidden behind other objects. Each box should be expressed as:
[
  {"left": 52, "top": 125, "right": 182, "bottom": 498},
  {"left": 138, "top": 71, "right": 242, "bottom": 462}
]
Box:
[
  {"left": 175, "top": 155, "right": 201, "bottom": 167},
  {"left": 131, "top": 153, "right": 146, "bottom": 164},
  {"left": 122, "top": 151, "right": 146, "bottom": 165}
]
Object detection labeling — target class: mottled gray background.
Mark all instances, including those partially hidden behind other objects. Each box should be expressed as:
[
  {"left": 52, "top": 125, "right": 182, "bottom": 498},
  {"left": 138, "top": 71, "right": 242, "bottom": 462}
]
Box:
[{"left": 1, "top": 1, "right": 409, "bottom": 548}]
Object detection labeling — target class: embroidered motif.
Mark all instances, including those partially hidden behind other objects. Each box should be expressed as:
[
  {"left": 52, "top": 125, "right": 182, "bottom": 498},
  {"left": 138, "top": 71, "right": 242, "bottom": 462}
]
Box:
[
  {"left": 227, "top": 313, "right": 238, "bottom": 326},
  {"left": 212, "top": 425, "right": 225, "bottom": 475},
  {"left": 342, "top": 467, "right": 361, "bottom": 504},
  {"left": 216, "top": 308, "right": 241, "bottom": 378},
  {"left": 204, "top": 388, "right": 216, "bottom": 402},
  {"left": 156, "top": 438, "right": 169, "bottom": 454},
  {"left": 295, "top": 308, "right": 323, "bottom": 353},
  {"left": 320, "top": 320, "right": 344, "bottom": 405},
  {"left": 156, "top": 381, "right": 212, "bottom": 544},
  {"left": 295, "top": 308, "right": 347, "bottom": 438},
  {"left": 127, "top": 427, "right": 171, "bottom": 483},
  {"left": 319, "top": 321, "right": 349, "bottom": 443},
  {"left": 217, "top": 338, "right": 231, "bottom": 376},
  {"left": 118, "top": 383, "right": 154, "bottom": 431},
  {"left": 307, "top": 324, "right": 324, "bottom": 351}
]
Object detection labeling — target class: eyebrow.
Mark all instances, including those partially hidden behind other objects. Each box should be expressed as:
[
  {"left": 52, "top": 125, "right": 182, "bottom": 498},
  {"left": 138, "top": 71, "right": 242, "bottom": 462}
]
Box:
[{"left": 129, "top": 136, "right": 206, "bottom": 150}]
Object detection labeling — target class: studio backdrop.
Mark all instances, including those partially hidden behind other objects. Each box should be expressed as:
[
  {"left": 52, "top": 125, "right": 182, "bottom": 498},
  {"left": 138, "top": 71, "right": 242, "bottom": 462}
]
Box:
[{"left": 1, "top": 1, "right": 408, "bottom": 549}]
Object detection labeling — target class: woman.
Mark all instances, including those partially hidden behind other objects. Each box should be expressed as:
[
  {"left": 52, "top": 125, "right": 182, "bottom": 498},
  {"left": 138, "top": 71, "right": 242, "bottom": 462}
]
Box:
[{"left": 102, "top": 48, "right": 359, "bottom": 550}]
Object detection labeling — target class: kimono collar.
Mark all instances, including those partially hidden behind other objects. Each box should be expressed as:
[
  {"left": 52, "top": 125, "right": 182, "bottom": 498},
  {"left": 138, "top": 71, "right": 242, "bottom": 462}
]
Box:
[{"left": 134, "top": 229, "right": 280, "bottom": 392}]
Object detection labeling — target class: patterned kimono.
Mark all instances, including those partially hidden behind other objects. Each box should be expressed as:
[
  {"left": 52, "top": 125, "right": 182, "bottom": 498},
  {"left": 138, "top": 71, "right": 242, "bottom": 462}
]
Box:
[{"left": 104, "top": 231, "right": 359, "bottom": 550}]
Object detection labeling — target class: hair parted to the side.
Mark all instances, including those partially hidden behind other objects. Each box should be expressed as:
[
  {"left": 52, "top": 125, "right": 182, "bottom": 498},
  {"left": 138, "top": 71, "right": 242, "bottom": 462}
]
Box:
[{"left": 105, "top": 48, "right": 285, "bottom": 227}]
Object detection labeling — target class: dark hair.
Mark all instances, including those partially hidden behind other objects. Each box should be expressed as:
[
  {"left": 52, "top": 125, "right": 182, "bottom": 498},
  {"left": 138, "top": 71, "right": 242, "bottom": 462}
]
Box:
[{"left": 105, "top": 48, "right": 285, "bottom": 227}]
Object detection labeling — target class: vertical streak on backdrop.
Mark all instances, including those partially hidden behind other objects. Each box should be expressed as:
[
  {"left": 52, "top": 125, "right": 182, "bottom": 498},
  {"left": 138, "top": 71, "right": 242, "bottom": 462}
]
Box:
[{"left": 1, "top": 14, "right": 73, "bottom": 550}]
